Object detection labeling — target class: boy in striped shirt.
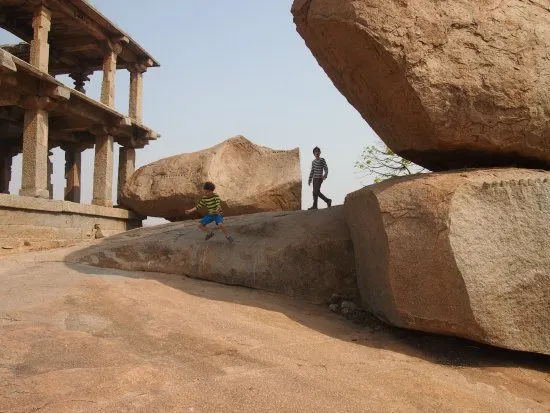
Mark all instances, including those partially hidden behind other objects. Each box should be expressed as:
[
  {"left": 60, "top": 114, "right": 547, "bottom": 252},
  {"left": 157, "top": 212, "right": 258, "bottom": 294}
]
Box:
[
  {"left": 185, "top": 182, "right": 234, "bottom": 242},
  {"left": 308, "top": 146, "right": 332, "bottom": 210}
]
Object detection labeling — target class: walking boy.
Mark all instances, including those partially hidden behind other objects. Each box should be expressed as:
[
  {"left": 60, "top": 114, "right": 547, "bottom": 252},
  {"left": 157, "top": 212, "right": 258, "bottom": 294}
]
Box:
[
  {"left": 308, "top": 146, "right": 332, "bottom": 210},
  {"left": 185, "top": 182, "right": 234, "bottom": 242}
]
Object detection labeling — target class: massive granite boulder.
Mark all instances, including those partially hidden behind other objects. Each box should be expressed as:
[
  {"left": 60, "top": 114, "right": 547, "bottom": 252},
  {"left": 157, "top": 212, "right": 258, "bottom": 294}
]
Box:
[
  {"left": 344, "top": 168, "right": 550, "bottom": 355},
  {"left": 292, "top": 0, "right": 550, "bottom": 170},
  {"left": 119, "top": 136, "right": 301, "bottom": 219},
  {"left": 68, "top": 207, "right": 358, "bottom": 304}
]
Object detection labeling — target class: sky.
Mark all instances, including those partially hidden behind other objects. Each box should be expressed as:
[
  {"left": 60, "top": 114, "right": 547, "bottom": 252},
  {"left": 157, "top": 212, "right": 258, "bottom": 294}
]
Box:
[{"left": 2, "top": 0, "right": 381, "bottom": 225}]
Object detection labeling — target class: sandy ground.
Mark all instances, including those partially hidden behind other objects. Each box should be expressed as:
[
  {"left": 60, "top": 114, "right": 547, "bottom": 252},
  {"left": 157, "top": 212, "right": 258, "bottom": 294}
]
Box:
[{"left": 1, "top": 246, "right": 549, "bottom": 413}]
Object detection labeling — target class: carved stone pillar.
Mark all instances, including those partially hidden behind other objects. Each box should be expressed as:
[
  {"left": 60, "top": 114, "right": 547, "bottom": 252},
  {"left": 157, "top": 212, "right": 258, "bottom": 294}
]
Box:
[
  {"left": 62, "top": 143, "right": 82, "bottom": 203},
  {"left": 30, "top": 5, "right": 51, "bottom": 72},
  {"left": 128, "top": 63, "right": 147, "bottom": 123},
  {"left": 19, "top": 97, "right": 54, "bottom": 198},
  {"left": 0, "top": 148, "right": 14, "bottom": 194},
  {"left": 101, "top": 39, "right": 126, "bottom": 108},
  {"left": 92, "top": 127, "right": 114, "bottom": 207},
  {"left": 69, "top": 71, "right": 92, "bottom": 94},
  {"left": 117, "top": 146, "right": 135, "bottom": 204},
  {"left": 47, "top": 149, "right": 53, "bottom": 199},
  {"left": 101, "top": 50, "right": 116, "bottom": 107}
]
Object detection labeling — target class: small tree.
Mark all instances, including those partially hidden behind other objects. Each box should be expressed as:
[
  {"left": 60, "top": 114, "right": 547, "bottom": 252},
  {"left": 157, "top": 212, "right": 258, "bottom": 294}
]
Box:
[{"left": 355, "top": 143, "right": 426, "bottom": 183}]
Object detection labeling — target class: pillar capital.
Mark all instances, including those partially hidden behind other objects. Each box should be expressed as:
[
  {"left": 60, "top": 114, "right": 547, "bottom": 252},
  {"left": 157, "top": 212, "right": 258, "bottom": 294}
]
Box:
[
  {"left": 91, "top": 124, "right": 117, "bottom": 136},
  {"left": 128, "top": 62, "right": 148, "bottom": 75},
  {"left": 59, "top": 141, "right": 87, "bottom": 153},
  {"left": 42, "top": 84, "right": 71, "bottom": 101},
  {"left": 32, "top": 4, "right": 52, "bottom": 31},
  {"left": 102, "top": 36, "right": 129, "bottom": 56},
  {"left": 22, "top": 96, "right": 56, "bottom": 111}
]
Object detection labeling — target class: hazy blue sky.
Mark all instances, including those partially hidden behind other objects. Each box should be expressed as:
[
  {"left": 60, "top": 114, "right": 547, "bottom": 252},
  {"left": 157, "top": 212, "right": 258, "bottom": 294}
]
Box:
[{"left": 3, "top": 0, "right": 380, "bottom": 222}]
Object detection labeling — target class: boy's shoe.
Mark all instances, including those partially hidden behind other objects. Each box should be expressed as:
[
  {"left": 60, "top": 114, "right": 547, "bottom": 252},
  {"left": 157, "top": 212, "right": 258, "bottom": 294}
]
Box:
[
  {"left": 226, "top": 235, "right": 234, "bottom": 243},
  {"left": 308, "top": 206, "right": 318, "bottom": 210},
  {"left": 327, "top": 199, "right": 332, "bottom": 208},
  {"left": 205, "top": 232, "right": 215, "bottom": 240}
]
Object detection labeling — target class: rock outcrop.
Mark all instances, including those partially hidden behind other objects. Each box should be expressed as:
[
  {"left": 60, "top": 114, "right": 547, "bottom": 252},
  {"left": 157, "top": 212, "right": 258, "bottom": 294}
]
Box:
[
  {"left": 119, "top": 136, "right": 301, "bottom": 219},
  {"left": 69, "top": 207, "right": 357, "bottom": 304},
  {"left": 344, "top": 169, "right": 550, "bottom": 355},
  {"left": 292, "top": 0, "right": 550, "bottom": 170}
]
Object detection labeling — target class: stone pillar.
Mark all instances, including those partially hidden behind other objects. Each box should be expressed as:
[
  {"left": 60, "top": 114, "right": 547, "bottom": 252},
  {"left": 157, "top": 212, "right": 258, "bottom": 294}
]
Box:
[
  {"left": 63, "top": 144, "right": 82, "bottom": 202},
  {"left": 101, "top": 40, "right": 124, "bottom": 108},
  {"left": 30, "top": 5, "right": 51, "bottom": 72},
  {"left": 100, "top": 50, "right": 116, "bottom": 107},
  {"left": 92, "top": 128, "right": 114, "bottom": 207},
  {"left": 128, "top": 64, "right": 146, "bottom": 123},
  {"left": 117, "top": 146, "right": 135, "bottom": 204},
  {"left": 19, "top": 98, "right": 52, "bottom": 198},
  {"left": 69, "top": 71, "right": 91, "bottom": 94},
  {"left": 47, "top": 149, "right": 53, "bottom": 199},
  {"left": 0, "top": 149, "right": 13, "bottom": 194}
]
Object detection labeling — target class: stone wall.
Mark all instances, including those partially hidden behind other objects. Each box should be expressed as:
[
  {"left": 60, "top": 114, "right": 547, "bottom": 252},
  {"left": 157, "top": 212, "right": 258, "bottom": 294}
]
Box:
[{"left": 0, "top": 194, "right": 142, "bottom": 251}]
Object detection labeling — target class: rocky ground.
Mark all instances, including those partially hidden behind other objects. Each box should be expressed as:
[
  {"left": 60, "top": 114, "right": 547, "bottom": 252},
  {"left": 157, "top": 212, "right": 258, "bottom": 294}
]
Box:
[{"left": 1, "top": 245, "right": 549, "bottom": 412}]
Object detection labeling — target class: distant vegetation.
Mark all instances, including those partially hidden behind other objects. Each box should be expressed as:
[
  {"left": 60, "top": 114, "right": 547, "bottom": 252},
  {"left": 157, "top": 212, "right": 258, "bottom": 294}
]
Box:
[{"left": 355, "top": 142, "right": 426, "bottom": 183}]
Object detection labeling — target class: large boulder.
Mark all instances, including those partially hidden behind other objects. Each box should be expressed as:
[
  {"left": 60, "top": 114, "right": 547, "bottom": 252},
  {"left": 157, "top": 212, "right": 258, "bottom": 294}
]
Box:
[
  {"left": 292, "top": 0, "right": 550, "bottom": 170},
  {"left": 119, "top": 136, "right": 301, "bottom": 219},
  {"left": 344, "top": 169, "right": 550, "bottom": 355},
  {"left": 68, "top": 207, "right": 358, "bottom": 304}
]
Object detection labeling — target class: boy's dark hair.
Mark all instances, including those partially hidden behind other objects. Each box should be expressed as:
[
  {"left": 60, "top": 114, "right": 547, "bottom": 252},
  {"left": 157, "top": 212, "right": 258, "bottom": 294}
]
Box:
[
  {"left": 313, "top": 146, "right": 321, "bottom": 153},
  {"left": 203, "top": 181, "right": 215, "bottom": 191}
]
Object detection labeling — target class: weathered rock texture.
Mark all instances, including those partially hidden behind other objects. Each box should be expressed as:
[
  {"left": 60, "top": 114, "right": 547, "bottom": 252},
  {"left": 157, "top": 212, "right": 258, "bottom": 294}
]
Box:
[
  {"left": 3, "top": 248, "right": 549, "bottom": 412},
  {"left": 119, "top": 136, "right": 301, "bottom": 219},
  {"left": 344, "top": 169, "right": 550, "bottom": 355},
  {"left": 292, "top": 0, "right": 550, "bottom": 170},
  {"left": 69, "top": 207, "right": 357, "bottom": 304}
]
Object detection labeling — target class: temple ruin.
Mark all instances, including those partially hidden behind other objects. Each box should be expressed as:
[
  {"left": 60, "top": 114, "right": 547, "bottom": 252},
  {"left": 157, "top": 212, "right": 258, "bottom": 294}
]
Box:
[{"left": 0, "top": 0, "right": 160, "bottom": 248}]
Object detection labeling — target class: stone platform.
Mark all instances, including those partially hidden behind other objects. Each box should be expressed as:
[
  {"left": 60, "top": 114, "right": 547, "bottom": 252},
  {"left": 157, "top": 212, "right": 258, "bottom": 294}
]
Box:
[{"left": 0, "top": 194, "right": 142, "bottom": 251}]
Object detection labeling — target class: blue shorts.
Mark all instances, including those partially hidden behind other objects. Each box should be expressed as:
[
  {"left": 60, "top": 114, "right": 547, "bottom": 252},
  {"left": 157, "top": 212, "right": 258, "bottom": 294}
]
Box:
[{"left": 199, "top": 214, "right": 224, "bottom": 226}]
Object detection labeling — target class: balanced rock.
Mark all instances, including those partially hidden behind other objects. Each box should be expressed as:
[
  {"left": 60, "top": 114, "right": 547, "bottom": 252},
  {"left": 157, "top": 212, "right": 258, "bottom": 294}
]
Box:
[
  {"left": 68, "top": 207, "right": 358, "bottom": 304},
  {"left": 292, "top": 0, "right": 550, "bottom": 170},
  {"left": 119, "top": 136, "right": 301, "bottom": 219},
  {"left": 344, "top": 169, "right": 550, "bottom": 355}
]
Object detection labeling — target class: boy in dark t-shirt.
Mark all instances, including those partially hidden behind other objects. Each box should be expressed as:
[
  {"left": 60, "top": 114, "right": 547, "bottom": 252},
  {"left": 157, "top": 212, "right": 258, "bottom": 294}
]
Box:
[{"left": 308, "top": 146, "right": 332, "bottom": 210}]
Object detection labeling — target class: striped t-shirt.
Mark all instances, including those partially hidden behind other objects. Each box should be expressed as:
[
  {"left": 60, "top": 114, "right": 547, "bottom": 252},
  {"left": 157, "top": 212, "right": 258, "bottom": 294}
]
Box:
[
  {"left": 309, "top": 158, "right": 328, "bottom": 181},
  {"left": 196, "top": 193, "right": 223, "bottom": 215}
]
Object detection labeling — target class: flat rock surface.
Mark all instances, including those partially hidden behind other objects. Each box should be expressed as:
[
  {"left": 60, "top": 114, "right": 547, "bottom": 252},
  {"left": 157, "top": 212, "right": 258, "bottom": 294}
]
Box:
[{"left": 1, "top": 247, "right": 549, "bottom": 412}]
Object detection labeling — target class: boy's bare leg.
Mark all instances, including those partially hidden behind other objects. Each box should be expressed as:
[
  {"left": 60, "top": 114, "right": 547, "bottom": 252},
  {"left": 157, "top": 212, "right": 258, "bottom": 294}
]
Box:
[
  {"left": 198, "top": 223, "right": 215, "bottom": 240},
  {"left": 218, "top": 224, "right": 234, "bottom": 242},
  {"left": 198, "top": 224, "right": 211, "bottom": 233}
]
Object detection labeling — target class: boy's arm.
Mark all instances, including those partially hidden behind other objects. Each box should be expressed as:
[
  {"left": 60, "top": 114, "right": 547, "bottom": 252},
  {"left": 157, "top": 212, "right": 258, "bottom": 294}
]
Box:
[
  {"left": 185, "top": 198, "right": 203, "bottom": 214},
  {"left": 323, "top": 159, "right": 329, "bottom": 179},
  {"left": 308, "top": 161, "right": 314, "bottom": 185}
]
